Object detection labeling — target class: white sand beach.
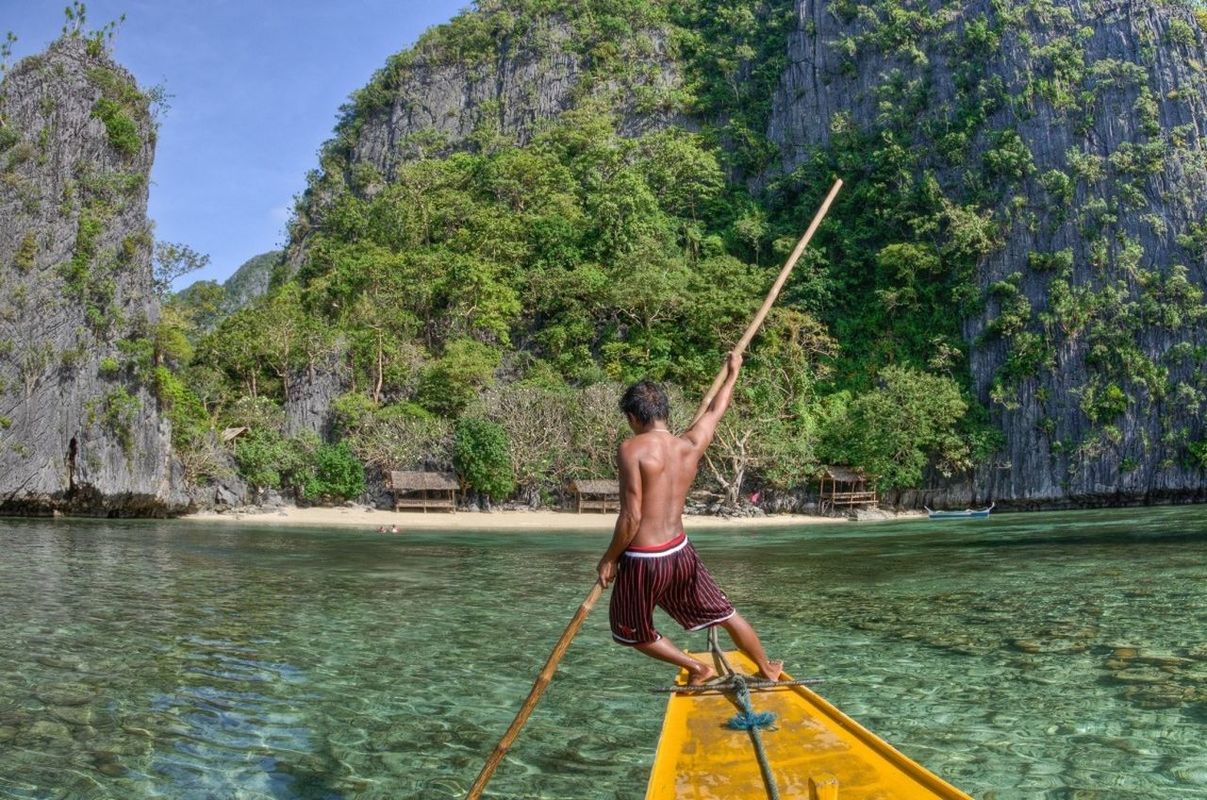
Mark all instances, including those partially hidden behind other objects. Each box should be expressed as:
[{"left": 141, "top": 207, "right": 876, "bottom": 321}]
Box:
[{"left": 180, "top": 505, "right": 862, "bottom": 531}]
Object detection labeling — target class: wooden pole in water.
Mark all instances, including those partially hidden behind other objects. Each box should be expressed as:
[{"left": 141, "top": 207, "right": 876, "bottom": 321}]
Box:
[
  {"left": 687, "top": 178, "right": 843, "bottom": 429},
  {"left": 464, "top": 582, "right": 602, "bottom": 799},
  {"left": 464, "top": 178, "right": 842, "bottom": 800}
]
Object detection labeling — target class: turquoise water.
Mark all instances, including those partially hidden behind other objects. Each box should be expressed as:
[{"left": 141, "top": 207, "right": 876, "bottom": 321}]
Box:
[{"left": 0, "top": 508, "right": 1205, "bottom": 799}]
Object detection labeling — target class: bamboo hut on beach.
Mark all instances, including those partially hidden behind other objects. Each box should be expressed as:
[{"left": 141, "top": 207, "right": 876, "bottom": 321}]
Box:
[
  {"left": 388, "top": 471, "right": 458, "bottom": 512},
  {"left": 570, "top": 479, "right": 620, "bottom": 513},
  {"left": 817, "top": 465, "right": 877, "bottom": 514}
]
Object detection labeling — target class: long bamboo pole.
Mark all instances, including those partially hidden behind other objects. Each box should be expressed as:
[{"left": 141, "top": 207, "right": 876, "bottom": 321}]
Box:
[
  {"left": 463, "top": 177, "right": 843, "bottom": 800},
  {"left": 464, "top": 583, "right": 603, "bottom": 799},
  {"left": 688, "top": 178, "right": 843, "bottom": 429}
]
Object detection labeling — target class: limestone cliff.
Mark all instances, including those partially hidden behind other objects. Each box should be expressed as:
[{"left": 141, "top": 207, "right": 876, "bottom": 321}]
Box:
[
  {"left": 267, "top": 0, "right": 1207, "bottom": 509},
  {"left": 0, "top": 37, "right": 187, "bottom": 515},
  {"left": 288, "top": 7, "right": 684, "bottom": 269},
  {"left": 768, "top": 0, "right": 1207, "bottom": 507},
  {"left": 281, "top": 6, "right": 686, "bottom": 438}
]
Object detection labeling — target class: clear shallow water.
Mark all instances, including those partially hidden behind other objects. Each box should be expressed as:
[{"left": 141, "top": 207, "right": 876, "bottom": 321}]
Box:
[{"left": 0, "top": 509, "right": 1205, "bottom": 800}]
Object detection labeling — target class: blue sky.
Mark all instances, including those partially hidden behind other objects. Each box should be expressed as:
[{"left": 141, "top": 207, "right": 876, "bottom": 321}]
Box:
[{"left": 2, "top": 0, "right": 469, "bottom": 288}]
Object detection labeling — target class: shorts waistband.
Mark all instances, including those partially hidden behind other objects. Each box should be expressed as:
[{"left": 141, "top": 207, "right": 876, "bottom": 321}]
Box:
[{"left": 623, "top": 532, "right": 688, "bottom": 558}]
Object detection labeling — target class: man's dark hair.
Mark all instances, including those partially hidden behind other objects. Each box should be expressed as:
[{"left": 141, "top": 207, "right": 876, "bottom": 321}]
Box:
[{"left": 619, "top": 380, "right": 670, "bottom": 425}]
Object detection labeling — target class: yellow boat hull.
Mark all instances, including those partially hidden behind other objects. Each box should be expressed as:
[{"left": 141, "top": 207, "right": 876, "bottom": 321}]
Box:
[{"left": 645, "top": 651, "right": 972, "bottom": 800}]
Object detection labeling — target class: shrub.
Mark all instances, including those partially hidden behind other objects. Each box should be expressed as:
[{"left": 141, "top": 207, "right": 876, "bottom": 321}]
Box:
[
  {"left": 101, "top": 387, "right": 140, "bottom": 453},
  {"left": 1189, "top": 440, "right": 1207, "bottom": 470},
  {"left": 331, "top": 391, "right": 378, "bottom": 436},
  {"left": 98, "top": 356, "right": 121, "bottom": 377},
  {"left": 1168, "top": 18, "right": 1196, "bottom": 47},
  {"left": 1083, "top": 383, "right": 1129, "bottom": 423},
  {"left": 301, "top": 441, "right": 365, "bottom": 502},
  {"left": 91, "top": 97, "right": 139, "bottom": 156},
  {"left": 14, "top": 232, "right": 36, "bottom": 271},
  {"left": 453, "top": 417, "right": 515, "bottom": 501},
  {"left": 234, "top": 428, "right": 301, "bottom": 491},
  {"left": 0, "top": 127, "right": 18, "bottom": 154}
]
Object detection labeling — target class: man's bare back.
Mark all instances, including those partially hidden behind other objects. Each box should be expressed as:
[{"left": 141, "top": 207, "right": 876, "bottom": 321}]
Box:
[
  {"left": 623, "top": 428, "right": 699, "bottom": 549},
  {"left": 597, "top": 353, "right": 782, "bottom": 684}
]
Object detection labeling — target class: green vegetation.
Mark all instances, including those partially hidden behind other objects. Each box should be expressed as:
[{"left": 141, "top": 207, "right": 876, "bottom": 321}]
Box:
[
  {"left": 98, "top": 387, "right": 139, "bottom": 454},
  {"left": 453, "top": 417, "right": 515, "bottom": 502},
  {"left": 161, "top": 0, "right": 1206, "bottom": 506},
  {"left": 234, "top": 428, "right": 303, "bottom": 493},
  {"left": 822, "top": 367, "right": 972, "bottom": 491},
  {"left": 91, "top": 96, "right": 139, "bottom": 156},
  {"left": 300, "top": 441, "right": 365, "bottom": 502},
  {"left": 13, "top": 232, "right": 36, "bottom": 271},
  {"left": 98, "top": 356, "right": 120, "bottom": 377},
  {"left": 0, "top": 126, "right": 18, "bottom": 154}
]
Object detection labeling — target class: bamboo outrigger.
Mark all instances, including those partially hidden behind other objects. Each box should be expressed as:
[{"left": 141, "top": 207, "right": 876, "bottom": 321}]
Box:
[{"left": 646, "top": 635, "right": 972, "bottom": 799}]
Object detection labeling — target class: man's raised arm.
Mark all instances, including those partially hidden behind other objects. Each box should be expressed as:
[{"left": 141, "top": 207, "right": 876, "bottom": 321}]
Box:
[{"left": 684, "top": 352, "right": 742, "bottom": 450}]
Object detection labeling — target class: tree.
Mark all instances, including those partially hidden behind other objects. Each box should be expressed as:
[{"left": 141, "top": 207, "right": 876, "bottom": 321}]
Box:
[
  {"left": 301, "top": 441, "right": 365, "bottom": 502},
  {"left": 822, "top": 366, "right": 969, "bottom": 490},
  {"left": 483, "top": 382, "right": 576, "bottom": 504},
  {"left": 152, "top": 241, "right": 210, "bottom": 299},
  {"left": 233, "top": 428, "right": 302, "bottom": 492},
  {"left": 569, "top": 382, "right": 631, "bottom": 480},
  {"left": 336, "top": 398, "right": 452, "bottom": 472},
  {"left": 415, "top": 338, "right": 500, "bottom": 417},
  {"left": 701, "top": 311, "right": 837, "bottom": 506},
  {"left": 453, "top": 417, "right": 515, "bottom": 503},
  {"left": 169, "top": 280, "right": 227, "bottom": 332}
]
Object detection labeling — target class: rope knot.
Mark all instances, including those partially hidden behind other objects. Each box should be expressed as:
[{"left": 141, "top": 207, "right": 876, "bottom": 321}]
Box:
[{"left": 725, "top": 675, "right": 777, "bottom": 731}]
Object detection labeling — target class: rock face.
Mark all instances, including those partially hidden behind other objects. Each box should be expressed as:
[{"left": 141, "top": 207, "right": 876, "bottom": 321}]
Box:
[
  {"left": 768, "top": 0, "right": 1207, "bottom": 507},
  {"left": 343, "top": 21, "right": 681, "bottom": 183},
  {"left": 0, "top": 38, "right": 187, "bottom": 515},
  {"left": 288, "top": 11, "right": 684, "bottom": 269},
  {"left": 280, "top": 10, "right": 685, "bottom": 442}
]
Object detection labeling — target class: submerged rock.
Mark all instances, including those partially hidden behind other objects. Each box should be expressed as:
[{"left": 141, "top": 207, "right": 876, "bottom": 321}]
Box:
[
  {"left": 47, "top": 705, "right": 93, "bottom": 727},
  {"left": 33, "top": 683, "right": 93, "bottom": 707},
  {"left": 26, "top": 719, "right": 71, "bottom": 742}
]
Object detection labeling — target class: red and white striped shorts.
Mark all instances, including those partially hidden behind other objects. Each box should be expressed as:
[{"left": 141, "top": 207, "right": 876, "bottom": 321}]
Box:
[{"left": 609, "top": 532, "right": 735, "bottom": 645}]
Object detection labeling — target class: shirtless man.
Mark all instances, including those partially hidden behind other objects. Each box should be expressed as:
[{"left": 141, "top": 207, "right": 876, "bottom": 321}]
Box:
[{"left": 597, "top": 353, "right": 782, "bottom": 686}]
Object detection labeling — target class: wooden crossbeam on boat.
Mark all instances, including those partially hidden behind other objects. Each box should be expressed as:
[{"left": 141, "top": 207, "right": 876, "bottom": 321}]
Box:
[{"left": 653, "top": 677, "right": 825, "bottom": 693}]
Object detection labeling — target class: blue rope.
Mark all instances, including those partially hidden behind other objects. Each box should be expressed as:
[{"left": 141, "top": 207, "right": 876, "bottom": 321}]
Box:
[
  {"left": 725, "top": 675, "right": 780, "bottom": 800},
  {"left": 727, "top": 709, "right": 778, "bottom": 730},
  {"left": 726, "top": 674, "right": 778, "bottom": 731}
]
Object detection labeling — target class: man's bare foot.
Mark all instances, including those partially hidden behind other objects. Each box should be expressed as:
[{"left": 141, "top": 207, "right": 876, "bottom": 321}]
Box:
[
  {"left": 759, "top": 659, "right": 783, "bottom": 682},
  {"left": 687, "top": 662, "right": 717, "bottom": 686}
]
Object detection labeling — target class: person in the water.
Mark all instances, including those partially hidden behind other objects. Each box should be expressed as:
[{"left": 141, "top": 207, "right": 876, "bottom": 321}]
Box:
[{"left": 596, "top": 352, "right": 782, "bottom": 686}]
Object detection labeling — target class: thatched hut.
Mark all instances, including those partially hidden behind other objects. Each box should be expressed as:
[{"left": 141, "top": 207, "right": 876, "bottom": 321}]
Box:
[
  {"left": 388, "top": 471, "right": 458, "bottom": 512},
  {"left": 570, "top": 479, "right": 620, "bottom": 513}
]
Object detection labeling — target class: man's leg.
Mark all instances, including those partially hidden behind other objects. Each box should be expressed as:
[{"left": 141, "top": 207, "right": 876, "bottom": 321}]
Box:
[
  {"left": 634, "top": 637, "right": 717, "bottom": 685},
  {"left": 718, "top": 612, "right": 783, "bottom": 680}
]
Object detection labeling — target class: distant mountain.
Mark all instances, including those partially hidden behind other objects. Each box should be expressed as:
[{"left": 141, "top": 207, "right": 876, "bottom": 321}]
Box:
[
  {"left": 173, "top": 249, "right": 281, "bottom": 331},
  {"left": 222, "top": 250, "right": 280, "bottom": 311}
]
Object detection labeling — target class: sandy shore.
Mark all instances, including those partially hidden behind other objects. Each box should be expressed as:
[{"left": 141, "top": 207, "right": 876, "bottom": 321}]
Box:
[{"left": 180, "top": 505, "right": 852, "bottom": 531}]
